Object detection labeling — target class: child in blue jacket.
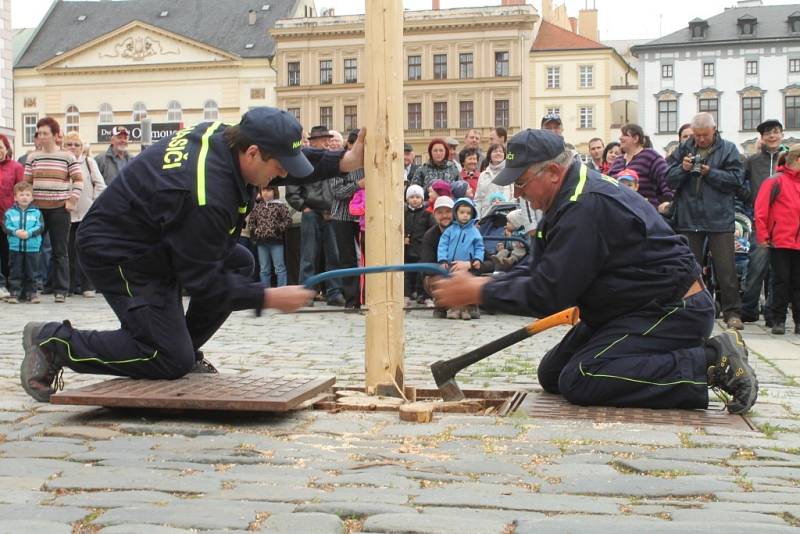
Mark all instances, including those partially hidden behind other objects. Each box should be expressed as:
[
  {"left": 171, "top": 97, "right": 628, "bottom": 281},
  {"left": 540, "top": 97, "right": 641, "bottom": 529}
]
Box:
[
  {"left": 3, "top": 182, "right": 44, "bottom": 303},
  {"left": 437, "top": 197, "right": 483, "bottom": 319}
]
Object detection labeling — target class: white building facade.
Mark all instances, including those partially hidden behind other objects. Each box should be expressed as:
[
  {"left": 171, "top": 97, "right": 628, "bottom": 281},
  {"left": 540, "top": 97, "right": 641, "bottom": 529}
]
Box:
[{"left": 634, "top": 3, "right": 800, "bottom": 155}]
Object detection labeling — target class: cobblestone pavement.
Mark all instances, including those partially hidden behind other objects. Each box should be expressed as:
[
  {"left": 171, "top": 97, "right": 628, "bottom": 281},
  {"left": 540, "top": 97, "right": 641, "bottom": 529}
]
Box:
[{"left": 1, "top": 297, "right": 799, "bottom": 533}]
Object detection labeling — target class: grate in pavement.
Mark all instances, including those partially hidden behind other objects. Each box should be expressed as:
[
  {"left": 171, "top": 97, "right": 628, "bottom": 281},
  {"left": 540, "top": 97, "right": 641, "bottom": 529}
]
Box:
[
  {"left": 50, "top": 374, "right": 336, "bottom": 412},
  {"left": 521, "top": 392, "right": 756, "bottom": 431}
]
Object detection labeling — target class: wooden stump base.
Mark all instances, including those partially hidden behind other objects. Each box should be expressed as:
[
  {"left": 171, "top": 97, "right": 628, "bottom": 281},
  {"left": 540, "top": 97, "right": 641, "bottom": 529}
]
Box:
[{"left": 399, "top": 402, "right": 435, "bottom": 423}]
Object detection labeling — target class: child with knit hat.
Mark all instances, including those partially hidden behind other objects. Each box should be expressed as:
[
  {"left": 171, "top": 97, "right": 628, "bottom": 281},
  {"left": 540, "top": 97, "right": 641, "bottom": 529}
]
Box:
[
  {"left": 426, "top": 179, "right": 452, "bottom": 213},
  {"left": 404, "top": 184, "right": 435, "bottom": 305},
  {"left": 491, "top": 208, "right": 528, "bottom": 271}
]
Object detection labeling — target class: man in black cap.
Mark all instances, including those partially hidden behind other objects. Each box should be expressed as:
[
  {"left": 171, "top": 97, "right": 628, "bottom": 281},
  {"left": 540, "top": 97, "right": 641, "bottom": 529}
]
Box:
[
  {"left": 741, "top": 119, "right": 787, "bottom": 325},
  {"left": 307, "top": 125, "right": 334, "bottom": 149},
  {"left": 403, "top": 143, "right": 419, "bottom": 185},
  {"left": 95, "top": 126, "right": 131, "bottom": 185},
  {"left": 20, "top": 107, "right": 364, "bottom": 402},
  {"left": 540, "top": 114, "right": 563, "bottom": 136},
  {"left": 433, "top": 128, "right": 758, "bottom": 414}
]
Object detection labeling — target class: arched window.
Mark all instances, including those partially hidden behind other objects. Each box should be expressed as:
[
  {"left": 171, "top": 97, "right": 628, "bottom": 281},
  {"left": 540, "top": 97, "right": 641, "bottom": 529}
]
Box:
[
  {"left": 203, "top": 99, "right": 219, "bottom": 121},
  {"left": 167, "top": 100, "right": 182, "bottom": 122},
  {"left": 132, "top": 101, "right": 147, "bottom": 122},
  {"left": 98, "top": 103, "right": 113, "bottom": 124},
  {"left": 65, "top": 105, "right": 80, "bottom": 133}
]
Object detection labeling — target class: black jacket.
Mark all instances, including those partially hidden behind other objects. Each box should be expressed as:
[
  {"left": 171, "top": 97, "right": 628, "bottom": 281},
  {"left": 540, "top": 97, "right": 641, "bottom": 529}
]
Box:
[
  {"left": 285, "top": 168, "right": 340, "bottom": 213},
  {"left": 404, "top": 205, "right": 434, "bottom": 259},
  {"left": 77, "top": 121, "right": 341, "bottom": 312},
  {"left": 666, "top": 135, "right": 744, "bottom": 232},
  {"left": 420, "top": 224, "right": 445, "bottom": 265},
  {"left": 742, "top": 145, "right": 787, "bottom": 208},
  {"left": 482, "top": 162, "right": 700, "bottom": 328}
]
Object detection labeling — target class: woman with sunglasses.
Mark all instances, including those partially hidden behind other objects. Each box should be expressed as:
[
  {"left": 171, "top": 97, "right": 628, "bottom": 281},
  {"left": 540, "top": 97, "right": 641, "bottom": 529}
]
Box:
[{"left": 62, "top": 132, "right": 105, "bottom": 298}]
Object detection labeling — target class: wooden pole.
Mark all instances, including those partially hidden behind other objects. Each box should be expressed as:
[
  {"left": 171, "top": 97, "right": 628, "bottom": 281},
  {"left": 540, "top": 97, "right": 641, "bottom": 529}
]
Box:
[{"left": 364, "top": 0, "right": 405, "bottom": 394}]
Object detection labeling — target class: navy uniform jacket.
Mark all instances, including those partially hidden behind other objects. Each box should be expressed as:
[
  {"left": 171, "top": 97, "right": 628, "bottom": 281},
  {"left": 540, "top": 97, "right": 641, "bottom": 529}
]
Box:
[
  {"left": 481, "top": 162, "right": 701, "bottom": 328},
  {"left": 77, "top": 121, "right": 343, "bottom": 311}
]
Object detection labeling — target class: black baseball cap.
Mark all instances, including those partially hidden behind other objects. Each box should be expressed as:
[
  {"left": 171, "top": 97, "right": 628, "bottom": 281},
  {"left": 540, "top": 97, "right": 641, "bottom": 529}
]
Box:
[
  {"left": 404, "top": 143, "right": 413, "bottom": 152},
  {"left": 493, "top": 129, "right": 566, "bottom": 186},
  {"left": 757, "top": 119, "right": 783, "bottom": 135},
  {"left": 239, "top": 107, "right": 313, "bottom": 178}
]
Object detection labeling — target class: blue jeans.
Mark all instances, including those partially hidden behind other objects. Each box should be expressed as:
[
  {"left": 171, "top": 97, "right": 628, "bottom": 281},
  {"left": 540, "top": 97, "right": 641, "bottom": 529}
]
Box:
[
  {"left": 741, "top": 231, "right": 772, "bottom": 319},
  {"left": 298, "top": 211, "right": 342, "bottom": 299},
  {"left": 257, "top": 242, "right": 287, "bottom": 287}
]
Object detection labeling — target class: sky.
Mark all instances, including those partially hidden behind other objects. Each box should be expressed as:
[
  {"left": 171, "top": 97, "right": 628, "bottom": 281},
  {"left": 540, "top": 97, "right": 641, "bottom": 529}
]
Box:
[{"left": 11, "top": 0, "right": 800, "bottom": 41}]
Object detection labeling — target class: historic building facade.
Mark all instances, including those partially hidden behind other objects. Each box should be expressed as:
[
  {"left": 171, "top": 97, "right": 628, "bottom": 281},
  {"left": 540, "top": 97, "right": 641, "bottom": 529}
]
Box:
[
  {"left": 12, "top": 0, "right": 316, "bottom": 156},
  {"left": 271, "top": 4, "right": 538, "bottom": 156},
  {"left": 529, "top": 20, "right": 638, "bottom": 153},
  {"left": 634, "top": 2, "right": 800, "bottom": 155}
]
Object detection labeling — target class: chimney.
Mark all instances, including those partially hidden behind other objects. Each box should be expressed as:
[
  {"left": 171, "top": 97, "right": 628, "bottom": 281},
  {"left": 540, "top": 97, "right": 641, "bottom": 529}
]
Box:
[
  {"left": 501, "top": 0, "right": 525, "bottom": 5},
  {"left": 569, "top": 17, "right": 577, "bottom": 32},
  {"left": 248, "top": 9, "right": 256, "bottom": 25},
  {"left": 432, "top": 0, "right": 440, "bottom": 9},
  {"left": 577, "top": 9, "right": 599, "bottom": 41}
]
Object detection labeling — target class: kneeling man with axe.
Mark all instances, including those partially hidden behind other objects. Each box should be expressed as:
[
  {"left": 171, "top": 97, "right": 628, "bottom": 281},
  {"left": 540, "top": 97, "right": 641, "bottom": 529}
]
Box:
[{"left": 433, "top": 129, "right": 758, "bottom": 414}]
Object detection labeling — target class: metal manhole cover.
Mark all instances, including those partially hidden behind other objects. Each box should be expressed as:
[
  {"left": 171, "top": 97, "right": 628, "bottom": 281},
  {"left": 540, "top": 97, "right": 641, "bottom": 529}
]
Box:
[
  {"left": 50, "top": 374, "right": 336, "bottom": 412},
  {"left": 521, "top": 392, "right": 755, "bottom": 431}
]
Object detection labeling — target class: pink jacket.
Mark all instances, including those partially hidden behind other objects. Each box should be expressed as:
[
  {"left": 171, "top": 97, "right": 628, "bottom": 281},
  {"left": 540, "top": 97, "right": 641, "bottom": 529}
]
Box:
[
  {"left": 349, "top": 188, "right": 366, "bottom": 231},
  {"left": 0, "top": 158, "right": 24, "bottom": 213}
]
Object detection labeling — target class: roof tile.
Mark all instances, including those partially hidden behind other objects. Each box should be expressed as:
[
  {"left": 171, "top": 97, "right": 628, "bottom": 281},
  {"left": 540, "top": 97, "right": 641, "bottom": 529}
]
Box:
[{"left": 531, "top": 20, "right": 608, "bottom": 52}]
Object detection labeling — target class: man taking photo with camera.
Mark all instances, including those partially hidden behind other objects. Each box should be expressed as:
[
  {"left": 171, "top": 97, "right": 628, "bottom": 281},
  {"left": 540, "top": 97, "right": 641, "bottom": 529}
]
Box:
[{"left": 667, "top": 112, "right": 745, "bottom": 330}]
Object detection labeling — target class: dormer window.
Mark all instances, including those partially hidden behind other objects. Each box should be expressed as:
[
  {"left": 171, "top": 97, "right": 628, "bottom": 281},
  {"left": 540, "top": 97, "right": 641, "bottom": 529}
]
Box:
[
  {"left": 789, "top": 12, "right": 800, "bottom": 33},
  {"left": 689, "top": 18, "right": 708, "bottom": 39},
  {"left": 738, "top": 15, "right": 757, "bottom": 36}
]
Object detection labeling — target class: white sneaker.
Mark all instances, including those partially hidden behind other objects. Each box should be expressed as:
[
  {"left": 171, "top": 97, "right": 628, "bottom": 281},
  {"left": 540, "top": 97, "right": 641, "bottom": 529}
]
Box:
[
  {"left": 82, "top": 290, "right": 96, "bottom": 298},
  {"left": 0, "top": 287, "right": 9, "bottom": 299}
]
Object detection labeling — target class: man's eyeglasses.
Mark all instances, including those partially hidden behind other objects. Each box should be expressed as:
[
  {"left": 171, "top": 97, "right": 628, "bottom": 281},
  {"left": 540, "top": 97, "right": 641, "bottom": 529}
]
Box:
[
  {"left": 514, "top": 165, "right": 546, "bottom": 189},
  {"left": 64, "top": 143, "right": 82, "bottom": 147}
]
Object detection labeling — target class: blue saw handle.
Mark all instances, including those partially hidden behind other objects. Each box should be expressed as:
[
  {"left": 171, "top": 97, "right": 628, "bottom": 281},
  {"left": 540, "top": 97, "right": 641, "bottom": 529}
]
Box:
[{"left": 303, "top": 263, "right": 449, "bottom": 289}]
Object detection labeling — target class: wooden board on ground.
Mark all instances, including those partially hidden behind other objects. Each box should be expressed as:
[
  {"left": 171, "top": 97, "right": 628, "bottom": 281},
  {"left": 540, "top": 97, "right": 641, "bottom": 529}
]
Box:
[{"left": 50, "top": 374, "right": 336, "bottom": 412}]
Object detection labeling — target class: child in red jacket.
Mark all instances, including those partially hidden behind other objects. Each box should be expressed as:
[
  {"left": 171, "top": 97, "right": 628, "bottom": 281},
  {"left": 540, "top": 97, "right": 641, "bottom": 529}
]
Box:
[{"left": 754, "top": 145, "right": 800, "bottom": 335}]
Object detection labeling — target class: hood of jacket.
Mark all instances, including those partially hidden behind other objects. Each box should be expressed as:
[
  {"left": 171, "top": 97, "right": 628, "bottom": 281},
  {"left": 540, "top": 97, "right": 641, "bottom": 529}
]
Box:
[{"left": 452, "top": 197, "right": 478, "bottom": 228}]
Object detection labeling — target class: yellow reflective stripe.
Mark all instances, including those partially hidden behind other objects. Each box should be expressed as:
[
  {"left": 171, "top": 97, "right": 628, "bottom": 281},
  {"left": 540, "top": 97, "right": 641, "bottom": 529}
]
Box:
[
  {"left": 196, "top": 121, "right": 222, "bottom": 206},
  {"left": 238, "top": 205, "right": 248, "bottom": 214},
  {"left": 578, "top": 363, "right": 707, "bottom": 386},
  {"left": 569, "top": 164, "right": 588, "bottom": 202},
  {"left": 118, "top": 266, "right": 133, "bottom": 297},
  {"left": 228, "top": 226, "right": 236, "bottom": 235},
  {"left": 40, "top": 337, "right": 158, "bottom": 366}
]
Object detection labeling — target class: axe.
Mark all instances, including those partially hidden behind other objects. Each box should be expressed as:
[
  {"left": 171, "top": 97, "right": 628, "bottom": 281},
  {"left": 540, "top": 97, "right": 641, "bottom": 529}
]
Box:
[{"left": 431, "top": 307, "right": 580, "bottom": 402}]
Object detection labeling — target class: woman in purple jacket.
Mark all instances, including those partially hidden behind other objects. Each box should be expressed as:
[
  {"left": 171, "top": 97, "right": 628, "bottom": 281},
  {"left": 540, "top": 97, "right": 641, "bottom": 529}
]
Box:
[{"left": 610, "top": 123, "right": 673, "bottom": 214}]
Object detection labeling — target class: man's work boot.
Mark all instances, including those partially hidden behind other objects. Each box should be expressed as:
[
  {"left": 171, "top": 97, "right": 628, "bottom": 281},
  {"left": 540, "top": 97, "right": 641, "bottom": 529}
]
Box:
[
  {"left": 772, "top": 323, "right": 786, "bottom": 335},
  {"left": 20, "top": 322, "right": 66, "bottom": 402},
  {"left": 706, "top": 330, "right": 758, "bottom": 414}
]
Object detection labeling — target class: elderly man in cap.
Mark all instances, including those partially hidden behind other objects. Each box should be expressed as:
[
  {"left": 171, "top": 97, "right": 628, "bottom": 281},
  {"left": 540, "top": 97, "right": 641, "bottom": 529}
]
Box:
[
  {"left": 404, "top": 143, "right": 419, "bottom": 185},
  {"left": 433, "top": 128, "right": 758, "bottom": 414},
  {"left": 286, "top": 124, "right": 347, "bottom": 306},
  {"left": 95, "top": 126, "right": 131, "bottom": 185},
  {"left": 20, "top": 107, "right": 364, "bottom": 402},
  {"left": 446, "top": 137, "right": 462, "bottom": 171}
]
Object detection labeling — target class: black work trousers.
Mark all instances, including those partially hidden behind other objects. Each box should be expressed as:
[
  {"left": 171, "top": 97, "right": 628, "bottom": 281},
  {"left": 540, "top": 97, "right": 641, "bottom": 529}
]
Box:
[
  {"left": 683, "top": 231, "right": 741, "bottom": 320},
  {"left": 68, "top": 222, "right": 93, "bottom": 294},
  {"left": 768, "top": 248, "right": 800, "bottom": 326},
  {"left": 38, "top": 244, "right": 255, "bottom": 379},
  {"left": 537, "top": 290, "right": 714, "bottom": 410}
]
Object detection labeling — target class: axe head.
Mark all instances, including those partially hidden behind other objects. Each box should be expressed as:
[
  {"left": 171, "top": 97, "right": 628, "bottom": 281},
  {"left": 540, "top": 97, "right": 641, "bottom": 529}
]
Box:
[{"left": 430, "top": 359, "right": 466, "bottom": 402}]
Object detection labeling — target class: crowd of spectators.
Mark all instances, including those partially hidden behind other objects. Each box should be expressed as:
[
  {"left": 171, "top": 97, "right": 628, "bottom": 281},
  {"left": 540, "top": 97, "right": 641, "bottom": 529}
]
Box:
[{"left": 2, "top": 112, "right": 796, "bottom": 334}]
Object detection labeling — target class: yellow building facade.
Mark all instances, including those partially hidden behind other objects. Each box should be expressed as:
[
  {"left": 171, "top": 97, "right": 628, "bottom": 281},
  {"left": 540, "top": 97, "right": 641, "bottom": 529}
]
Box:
[
  {"left": 271, "top": 5, "right": 538, "bottom": 156},
  {"left": 529, "top": 20, "right": 638, "bottom": 153},
  {"left": 12, "top": 0, "right": 316, "bottom": 157}
]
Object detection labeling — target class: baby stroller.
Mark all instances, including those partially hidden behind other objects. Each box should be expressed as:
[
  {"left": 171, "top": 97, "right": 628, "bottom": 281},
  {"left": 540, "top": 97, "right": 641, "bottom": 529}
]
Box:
[
  {"left": 478, "top": 203, "right": 530, "bottom": 273},
  {"left": 704, "top": 210, "right": 753, "bottom": 317}
]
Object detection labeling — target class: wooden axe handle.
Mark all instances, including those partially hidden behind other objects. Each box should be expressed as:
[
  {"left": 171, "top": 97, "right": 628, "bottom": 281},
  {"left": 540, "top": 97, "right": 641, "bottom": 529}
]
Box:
[{"left": 526, "top": 306, "right": 580, "bottom": 335}]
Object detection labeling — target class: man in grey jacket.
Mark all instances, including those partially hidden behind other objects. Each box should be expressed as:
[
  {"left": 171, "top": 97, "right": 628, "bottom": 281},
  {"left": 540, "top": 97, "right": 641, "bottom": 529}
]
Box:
[
  {"left": 741, "top": 119, "right": 787, "bottom": 325},
  {"left": 95, "top": 126, "right": 131, "bottom": 185},
  {"left": 666, "top": 112, "right": 745, "bottom": 330}
]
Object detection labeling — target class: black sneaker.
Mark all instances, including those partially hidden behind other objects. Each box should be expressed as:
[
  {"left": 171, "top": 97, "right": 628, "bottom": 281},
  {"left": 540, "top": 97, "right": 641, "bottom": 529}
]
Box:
[
  {"left": 706, "top": 330, "right": 758, "bottom": 414},
  {"left": 772, "top": 323, "right": 786, "bottom": 335},
  {"left": 20, "top": 322, "right": 65, "bottom": 402}
]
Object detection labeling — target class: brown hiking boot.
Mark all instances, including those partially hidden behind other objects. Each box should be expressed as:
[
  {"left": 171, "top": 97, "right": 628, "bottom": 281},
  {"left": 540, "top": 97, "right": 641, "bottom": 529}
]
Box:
[{"left": 20, "top": 322, "right": 65, "bottom": 402}]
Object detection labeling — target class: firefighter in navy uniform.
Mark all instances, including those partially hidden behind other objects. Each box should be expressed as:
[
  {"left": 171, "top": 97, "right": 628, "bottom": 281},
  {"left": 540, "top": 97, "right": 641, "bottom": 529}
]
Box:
[
  {"left": 433, "top": 129, "right": 759, "bottom": 414},
  {"left": 20, "top": 107, "right": 364, "bottom": 402}
]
